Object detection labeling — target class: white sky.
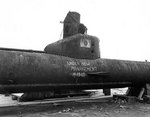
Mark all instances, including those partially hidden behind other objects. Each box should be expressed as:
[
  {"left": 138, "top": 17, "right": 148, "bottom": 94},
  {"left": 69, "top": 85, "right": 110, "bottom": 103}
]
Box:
[{"left": 0, "top": 0, "right": 150, "bottom": 61}]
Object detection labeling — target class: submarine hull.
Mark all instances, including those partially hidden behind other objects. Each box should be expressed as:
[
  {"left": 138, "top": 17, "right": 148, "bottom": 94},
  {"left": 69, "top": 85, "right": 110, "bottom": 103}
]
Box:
[{"left": 0, "top": 49, "right": 150, "bottom": 93}]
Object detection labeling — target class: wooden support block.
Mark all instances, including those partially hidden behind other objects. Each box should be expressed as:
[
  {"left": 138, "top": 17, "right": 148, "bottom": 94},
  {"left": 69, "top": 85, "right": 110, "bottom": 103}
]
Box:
[{"left": 113, "top": 95, "right": 137, "bottom": 103}]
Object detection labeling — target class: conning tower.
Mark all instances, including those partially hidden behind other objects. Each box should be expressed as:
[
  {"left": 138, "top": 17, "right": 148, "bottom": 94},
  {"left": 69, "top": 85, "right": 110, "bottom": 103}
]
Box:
[
  {"left": 63, "top": 11, "right": 87, "bottom": 38},
  {"left": 44, "top": 11, "right": 100, "bottom": 59}
]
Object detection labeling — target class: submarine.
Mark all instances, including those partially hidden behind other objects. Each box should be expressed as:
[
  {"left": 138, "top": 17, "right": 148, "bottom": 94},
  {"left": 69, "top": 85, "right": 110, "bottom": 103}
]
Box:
[{"left": 0, "top": 12, "right": 150, "bottom": 100}]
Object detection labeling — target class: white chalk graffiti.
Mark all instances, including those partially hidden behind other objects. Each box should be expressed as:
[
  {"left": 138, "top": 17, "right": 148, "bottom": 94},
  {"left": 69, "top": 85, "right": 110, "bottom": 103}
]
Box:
[
  {"left": 66, "top": 61, "right": 97, "bottom": 77},
  {"left": 71, "top": 66, "right": 97, "bottom": 72},
  {"left": 72, "top": 72, "right": 86, "bottom": 77},
  {"left": 67, "top": 61, "right": 78, "bottom": 66},
  {"left": 67, "top": 61, "right": 90, "bottom": 66}
]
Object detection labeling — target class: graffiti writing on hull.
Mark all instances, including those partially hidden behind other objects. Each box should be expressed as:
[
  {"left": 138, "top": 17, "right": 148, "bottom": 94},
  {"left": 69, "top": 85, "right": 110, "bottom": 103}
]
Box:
[{"left": 66, "top": 61, "right": 97, "bottom": 77}]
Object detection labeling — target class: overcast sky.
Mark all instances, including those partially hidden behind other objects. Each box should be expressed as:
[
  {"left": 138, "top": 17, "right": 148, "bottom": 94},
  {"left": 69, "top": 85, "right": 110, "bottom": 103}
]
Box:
[{"left": 0, "top": 0, "right": 150, "bottom": 61}]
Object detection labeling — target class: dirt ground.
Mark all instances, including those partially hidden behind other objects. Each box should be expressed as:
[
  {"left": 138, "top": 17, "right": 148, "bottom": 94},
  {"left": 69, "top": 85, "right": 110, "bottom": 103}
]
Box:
[
  {"left": 0, "top": 88, "right": 150, "bottom": 117},
  {"left": 1, "top": 98, "right": 150, "bottom": 117}
]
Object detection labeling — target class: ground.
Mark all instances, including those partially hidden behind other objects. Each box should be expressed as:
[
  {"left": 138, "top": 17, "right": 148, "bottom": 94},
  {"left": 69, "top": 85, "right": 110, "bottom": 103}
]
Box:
[
  {"left": 1, "top": 99, "right": 150, "bottom": 117},
  {"left": 1, "top": 88, "right": 150, "bottom": 117}
]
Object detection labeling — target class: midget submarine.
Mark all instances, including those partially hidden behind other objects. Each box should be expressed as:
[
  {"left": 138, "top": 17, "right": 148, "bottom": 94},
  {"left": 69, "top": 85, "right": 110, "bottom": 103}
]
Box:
[{"left": 0, "top": 12, "right": 150, "bottom": 100}]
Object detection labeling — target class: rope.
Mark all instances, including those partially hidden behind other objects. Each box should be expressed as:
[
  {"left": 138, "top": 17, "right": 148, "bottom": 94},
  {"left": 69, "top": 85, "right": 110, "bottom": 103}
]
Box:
[{"left": 59, "top": 29, "right": 63, "bottom": 40}]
